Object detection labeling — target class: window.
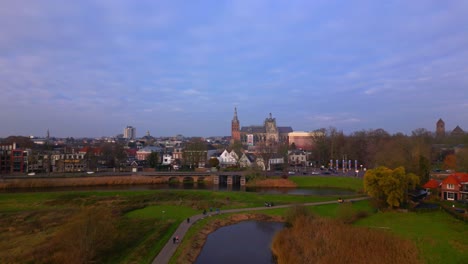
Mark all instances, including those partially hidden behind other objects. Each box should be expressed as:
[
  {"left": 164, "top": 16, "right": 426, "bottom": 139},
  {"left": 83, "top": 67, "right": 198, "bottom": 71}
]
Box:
[
  {"left": 447, "top": 192, "right": 455, "bottom": 200},
  {"left": 447, "top": 184, "right": 455, "bottom": 190}
]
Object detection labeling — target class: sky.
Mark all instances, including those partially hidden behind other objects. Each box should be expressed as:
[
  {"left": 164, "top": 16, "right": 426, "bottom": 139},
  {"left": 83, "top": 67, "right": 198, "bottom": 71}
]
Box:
[{"left": 1, "top": 0, "right": 468, "bottom": 138}]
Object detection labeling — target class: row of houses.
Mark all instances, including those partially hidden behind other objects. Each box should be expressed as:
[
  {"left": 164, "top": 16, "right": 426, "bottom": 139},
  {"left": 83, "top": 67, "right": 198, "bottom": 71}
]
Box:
[{"left": 0, "top": 139, "right": 310, "bottom": 174}]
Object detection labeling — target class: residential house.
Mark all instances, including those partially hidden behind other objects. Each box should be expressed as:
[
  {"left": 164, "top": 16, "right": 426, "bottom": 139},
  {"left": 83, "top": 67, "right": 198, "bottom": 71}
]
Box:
[
  {"left": 136, "top": 146, "right": 163, "bottom": 161},
  {"left": 255, "top": 154, "right": 285, "bottom": 171},
  {"left": 422, "top": 179, "right": 441, "bottom": 196},
  {"left": 239, "top": 153, "right": 257, "bottom": 168},
  {"left": 288, "top": 150, "right": 308, "bottom": 166},
  {"left": 424, "top": 173, "right": 468, "bottom": 201},
  {"left": 218, "top": 149, "right": 239, "bottom": 168},
  {"left": 440, "top": 173, "right": 468, "bottom": 201}
]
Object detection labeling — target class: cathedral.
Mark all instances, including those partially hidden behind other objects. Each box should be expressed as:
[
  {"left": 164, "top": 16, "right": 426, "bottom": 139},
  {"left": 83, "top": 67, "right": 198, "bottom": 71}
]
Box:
[{"left": 231, "top": 108, "right": 293, "bottom": 146}]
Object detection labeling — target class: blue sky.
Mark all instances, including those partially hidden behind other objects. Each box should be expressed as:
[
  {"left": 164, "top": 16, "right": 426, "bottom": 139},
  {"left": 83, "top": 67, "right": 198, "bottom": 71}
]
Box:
[{"left": 1, "top": 0, "right": 467, "bottom": 138}]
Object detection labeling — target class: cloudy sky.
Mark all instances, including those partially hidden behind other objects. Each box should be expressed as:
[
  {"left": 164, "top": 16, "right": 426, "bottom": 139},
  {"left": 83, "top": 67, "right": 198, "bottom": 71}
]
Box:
[{"left": 1, "top": 0, "right": 467, "bottom": 138}]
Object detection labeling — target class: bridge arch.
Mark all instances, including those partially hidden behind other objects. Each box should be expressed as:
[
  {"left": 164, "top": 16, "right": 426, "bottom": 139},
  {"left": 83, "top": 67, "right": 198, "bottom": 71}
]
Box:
[
  {"left": 183, "top": 176, "right": 195, "bottom": 184},
  {"left": 197, "top": 176, "right": 205, "bottom": 184},
  {"left": 168, "top": 176, "right": 179, "bottom": 183}
]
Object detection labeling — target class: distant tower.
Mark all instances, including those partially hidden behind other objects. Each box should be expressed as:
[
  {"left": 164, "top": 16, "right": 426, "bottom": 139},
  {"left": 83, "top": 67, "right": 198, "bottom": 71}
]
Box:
[
  {"left": 231, "top": 107, "right": 240, "bottom": 142},
  {"left": 46, "top": 129, "right": 50, "bottom": 140},
  {"left": 436, "top": 118, "right": 445, "bottom": 138}
]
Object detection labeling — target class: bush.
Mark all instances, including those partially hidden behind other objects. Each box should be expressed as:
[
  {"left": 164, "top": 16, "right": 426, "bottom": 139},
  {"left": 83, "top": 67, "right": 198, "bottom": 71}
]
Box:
[
  {"left": 272, "top": 217, "right": 420, "bottom": 264},
  {"left": 337, "top": 202, "right": 369, "bottom": 224},
  {"left": 284, "top": 204, "right": 314, "bottom": 227}
]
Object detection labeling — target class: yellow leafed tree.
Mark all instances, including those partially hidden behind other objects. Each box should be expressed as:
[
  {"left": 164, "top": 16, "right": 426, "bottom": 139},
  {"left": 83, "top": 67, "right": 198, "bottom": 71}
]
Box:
[{"left": 364, "top": 166, "right": 419, "bottom": 208}]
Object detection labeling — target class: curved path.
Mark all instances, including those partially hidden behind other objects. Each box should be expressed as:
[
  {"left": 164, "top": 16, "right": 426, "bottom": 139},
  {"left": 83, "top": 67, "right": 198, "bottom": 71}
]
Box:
[{"left": 152, "top": 196, "right": 369, "bottom": 264}]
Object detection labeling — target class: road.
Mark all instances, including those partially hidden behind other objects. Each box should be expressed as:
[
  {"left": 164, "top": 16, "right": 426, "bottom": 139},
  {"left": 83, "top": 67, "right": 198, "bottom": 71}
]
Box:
[{"left": 152, "top": 196, "right": 369, "bottom": 264}]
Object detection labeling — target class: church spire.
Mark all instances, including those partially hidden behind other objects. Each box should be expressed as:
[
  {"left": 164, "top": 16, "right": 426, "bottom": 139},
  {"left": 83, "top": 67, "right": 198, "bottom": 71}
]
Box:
[
  {"left": 231, "top": 107, "right": 240, "bottom": 142},
  {"left": 233, "top": 107, "right": 239, "bottom": 122}
]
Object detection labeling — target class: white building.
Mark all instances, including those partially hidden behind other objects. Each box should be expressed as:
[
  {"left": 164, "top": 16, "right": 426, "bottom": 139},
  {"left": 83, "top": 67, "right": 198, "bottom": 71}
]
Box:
[{"left": 218, "top": 149, "right": 239, "bottom": 168}]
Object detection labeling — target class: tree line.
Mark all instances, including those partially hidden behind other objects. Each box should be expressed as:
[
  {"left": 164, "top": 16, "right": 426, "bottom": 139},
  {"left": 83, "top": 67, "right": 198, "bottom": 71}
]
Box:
[{"left": 309, "top": 127, "right": 468, "bottom": 182}]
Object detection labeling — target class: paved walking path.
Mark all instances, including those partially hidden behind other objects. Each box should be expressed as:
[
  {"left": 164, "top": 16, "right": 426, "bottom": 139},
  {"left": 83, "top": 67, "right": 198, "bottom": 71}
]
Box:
[{"left": 152, "top": 196, "right": 369, "bottom": 264}]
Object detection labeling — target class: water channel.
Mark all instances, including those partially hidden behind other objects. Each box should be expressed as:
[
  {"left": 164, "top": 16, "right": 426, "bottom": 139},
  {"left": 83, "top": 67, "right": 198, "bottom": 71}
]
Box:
[
  {"left": 1, "top": 183, "right": 355, "bottom": 196},
  {"left": 195, "top": 221, "right": 284, "bottom": 264}
]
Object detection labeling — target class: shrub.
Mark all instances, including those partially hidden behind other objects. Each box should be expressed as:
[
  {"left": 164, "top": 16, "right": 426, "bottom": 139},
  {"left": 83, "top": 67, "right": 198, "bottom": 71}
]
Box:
[
  {"left": 284, "top": 204, "right": 314, "bottom": 227},
  {"left": 272, "top": 217, "right": 421, "bottom": 264}
]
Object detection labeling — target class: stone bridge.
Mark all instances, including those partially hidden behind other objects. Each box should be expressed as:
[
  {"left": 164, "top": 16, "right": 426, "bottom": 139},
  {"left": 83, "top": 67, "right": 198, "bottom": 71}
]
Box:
[{"left": 137, "top": 171, "right": 246, "bottom": 186}]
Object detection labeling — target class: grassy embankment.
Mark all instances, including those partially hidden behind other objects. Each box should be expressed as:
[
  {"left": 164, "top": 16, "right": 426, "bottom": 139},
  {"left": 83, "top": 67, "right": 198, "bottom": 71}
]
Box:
[
  {"left": 289, "top": 175, "right": 364, "bottom": 192},
  {"left": 356, "top": 210, "right": 468, "bottom": 264}
]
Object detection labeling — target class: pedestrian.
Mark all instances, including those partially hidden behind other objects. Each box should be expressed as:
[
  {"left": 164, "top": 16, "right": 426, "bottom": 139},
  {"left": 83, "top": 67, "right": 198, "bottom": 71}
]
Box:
[
  {"left": 176, "top": 236, "right": 179, "bottom": 243},
  {"left": 187, "top": 217, "right": 190, "bottom": 223},
  {"left": 203, "top": 209, "right": 206, "bottom": 215},
  {"left": 173, "top": 237, "right": 176, "bottom": 244}
]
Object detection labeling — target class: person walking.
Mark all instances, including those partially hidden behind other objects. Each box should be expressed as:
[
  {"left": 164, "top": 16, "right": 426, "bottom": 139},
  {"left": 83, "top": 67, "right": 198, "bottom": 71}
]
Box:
[
  {"left": 173, "top": 237, "right": 176, "bottom": 244},
  {"left": 187, "top": 217, "right": 190, "bottom": 223}
]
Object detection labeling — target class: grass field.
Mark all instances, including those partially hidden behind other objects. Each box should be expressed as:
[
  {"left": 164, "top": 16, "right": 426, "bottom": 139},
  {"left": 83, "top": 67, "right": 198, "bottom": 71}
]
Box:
[
  {"left": 289, "top": 175, "right": 364, "bottom": 192},
  {"left": 355, "top": 210, "right": 468, "bottom": 264},
  {"left": 2, "top": 175, "right": 464, "bottom": 264},
  {"left": 0, "top": 187, "right": 352, "bottom": 264}
]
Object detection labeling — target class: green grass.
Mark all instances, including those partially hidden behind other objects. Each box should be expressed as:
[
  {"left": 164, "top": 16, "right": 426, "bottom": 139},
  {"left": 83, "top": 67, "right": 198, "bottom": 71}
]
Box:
[
  {"left": 355, "top": 211, "right": 468, "bottom": 264},
  {"left": 309, "top": 200, "right": 374, "bottom": 218},
  {"left": 126, "top": 205, "right": 198, "bottom": 220},
  {"left": 289, "top": 176, "right": 364, "bottom": 192}
]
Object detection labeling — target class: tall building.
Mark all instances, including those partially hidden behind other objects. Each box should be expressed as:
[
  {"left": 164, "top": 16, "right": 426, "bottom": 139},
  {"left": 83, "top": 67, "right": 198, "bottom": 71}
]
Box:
[
  {"left": 436, "top": 118, "right": 445, "bottom": 138},
  {"left": 231, "top": 109, "right": 292, "bottom": 146},
  {"left": 231, "top": 107, "right": 240, "bottom": 142},
  {"left": 124, "top": 126, "right": 136, "bottom": 140}
]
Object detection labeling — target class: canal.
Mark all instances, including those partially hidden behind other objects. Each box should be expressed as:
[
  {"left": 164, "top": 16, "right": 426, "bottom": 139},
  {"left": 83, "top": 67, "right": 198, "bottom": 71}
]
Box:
[{"left": 195, "top": 221, "right": 284, "bottom": 264}]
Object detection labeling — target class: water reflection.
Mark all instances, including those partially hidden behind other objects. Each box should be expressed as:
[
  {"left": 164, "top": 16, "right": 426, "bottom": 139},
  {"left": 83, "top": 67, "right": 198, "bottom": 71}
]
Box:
[{"left": 195, "top": 221, "right": 283, "bottom": 264}]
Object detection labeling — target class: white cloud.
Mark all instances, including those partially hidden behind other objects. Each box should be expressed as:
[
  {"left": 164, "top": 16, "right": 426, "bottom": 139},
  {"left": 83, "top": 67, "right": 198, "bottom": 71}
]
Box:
[{"left": 182, "top": 89, "right": 200, "bottom": 95}]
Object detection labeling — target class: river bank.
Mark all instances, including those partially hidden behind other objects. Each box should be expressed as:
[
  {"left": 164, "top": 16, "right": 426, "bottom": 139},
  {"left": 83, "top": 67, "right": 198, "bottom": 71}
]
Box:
[
  {"left": 0, "top": 175, "right": 167, "bottom": 189},
  {"left": 172, "top": 213, "right": 284, "bottom": 264},
  {"left": 246, "top": 178, "right": 297, "bottom": 188},
  {"left": 0, "top": 176, "right": 300, "bottom": 190}
]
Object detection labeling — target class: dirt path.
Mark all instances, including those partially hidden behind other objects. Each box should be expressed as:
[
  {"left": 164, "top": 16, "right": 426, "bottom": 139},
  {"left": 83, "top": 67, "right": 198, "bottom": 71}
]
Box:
[{"left": 152, "top": 196, "right": 369, "bottom": 264}]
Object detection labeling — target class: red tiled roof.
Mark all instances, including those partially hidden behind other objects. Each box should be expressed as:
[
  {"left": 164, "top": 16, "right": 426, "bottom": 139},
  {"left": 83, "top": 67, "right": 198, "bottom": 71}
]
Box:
[
  {"left": 79, "top": 146, "right": 101, "bottom": 154},
  {"left": 443, "top": 175, "right": 461, "bottom": 185},
  {"left": 126, "top": 149, "right": 137, "bottom": 156},
  {"left": 441, "top": 173, "right": 468, "bottom": 186},
  {"left": 423, "top": 179, "right": 440, "bottom": 189},
  {"left": 453, "top": 173, "right": 468, "bottom": 183}
]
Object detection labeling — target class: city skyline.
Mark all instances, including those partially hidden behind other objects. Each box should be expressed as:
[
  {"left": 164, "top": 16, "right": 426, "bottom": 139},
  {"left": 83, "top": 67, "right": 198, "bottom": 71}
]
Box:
[{"left": 1, "top": 1, "right": 468, "bottom": 138}]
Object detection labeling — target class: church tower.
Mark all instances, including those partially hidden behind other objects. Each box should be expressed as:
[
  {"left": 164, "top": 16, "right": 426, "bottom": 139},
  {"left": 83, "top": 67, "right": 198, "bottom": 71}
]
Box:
[
  {"left": 436, "top": 118, "right": 445, "bottom": 138},
  {"left": 231, "top": 107, "right": 240, "bottom": 142}
]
